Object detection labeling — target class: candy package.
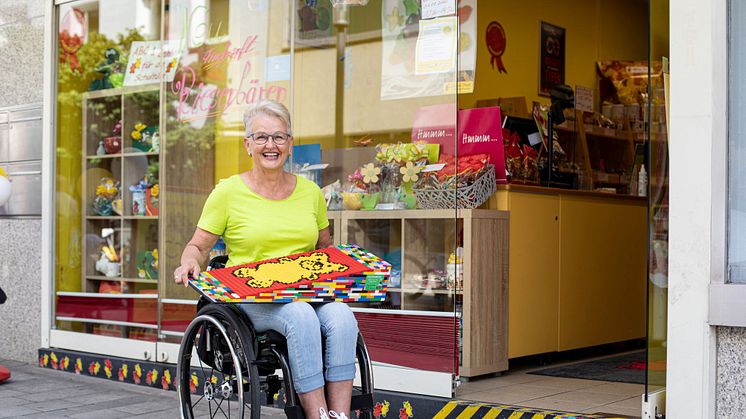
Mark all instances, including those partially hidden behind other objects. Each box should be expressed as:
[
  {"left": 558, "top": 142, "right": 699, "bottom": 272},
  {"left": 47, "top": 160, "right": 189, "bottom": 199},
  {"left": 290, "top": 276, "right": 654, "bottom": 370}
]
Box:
[
  {"left": 522, "top": 145, "right": 540, "bottom": 183},
  {"left": 504, "top": 131, "right": 523, "bottom": 180}
]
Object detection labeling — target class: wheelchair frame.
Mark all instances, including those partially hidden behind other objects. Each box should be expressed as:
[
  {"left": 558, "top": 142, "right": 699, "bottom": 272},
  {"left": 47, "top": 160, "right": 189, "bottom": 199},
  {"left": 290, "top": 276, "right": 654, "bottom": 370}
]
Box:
[{"left": 176, "top": 256, "right": 375, "bottom": 419}]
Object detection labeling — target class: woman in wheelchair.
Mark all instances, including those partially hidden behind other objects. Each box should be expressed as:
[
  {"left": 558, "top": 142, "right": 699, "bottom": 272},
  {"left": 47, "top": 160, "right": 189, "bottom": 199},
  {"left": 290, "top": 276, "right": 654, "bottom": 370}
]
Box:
[{"left": 175, "top": 100, "right": 360, "bottom": 419}]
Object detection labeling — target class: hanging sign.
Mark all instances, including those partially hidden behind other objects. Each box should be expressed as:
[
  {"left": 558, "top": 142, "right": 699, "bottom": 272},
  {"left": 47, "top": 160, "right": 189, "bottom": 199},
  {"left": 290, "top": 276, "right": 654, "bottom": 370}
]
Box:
[
  {"left": 486, "top": 21, "right": 507, "bottom": 74},
  {"left": 539, "top": 21, "right": 565, "bottom": 96}
]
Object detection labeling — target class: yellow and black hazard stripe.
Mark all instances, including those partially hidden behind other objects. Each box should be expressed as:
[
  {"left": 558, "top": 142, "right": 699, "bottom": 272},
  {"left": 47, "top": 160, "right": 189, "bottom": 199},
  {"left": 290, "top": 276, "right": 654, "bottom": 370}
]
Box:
[{"left": 433, "top": 400, "right": 630, "bottom": 419}]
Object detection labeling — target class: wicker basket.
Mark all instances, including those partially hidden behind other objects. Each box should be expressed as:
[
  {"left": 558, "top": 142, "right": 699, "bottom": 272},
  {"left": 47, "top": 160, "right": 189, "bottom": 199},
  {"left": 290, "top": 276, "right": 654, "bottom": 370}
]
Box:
[{"left": 413, "top": 164, "right": 497, "bottom": 209}]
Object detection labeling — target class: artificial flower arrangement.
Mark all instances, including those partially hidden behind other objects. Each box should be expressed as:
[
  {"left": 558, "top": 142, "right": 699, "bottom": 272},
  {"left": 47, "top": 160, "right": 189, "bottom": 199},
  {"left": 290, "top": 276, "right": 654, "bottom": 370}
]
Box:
[
  {"left": 338, "top": 142, "right": 430, "bottom": 210},
  {"left": 130, "top": 122, "right": 160, "bottom": 153},
  {"left": 93, "top": 177, "right": 120, "bottom": 216}
]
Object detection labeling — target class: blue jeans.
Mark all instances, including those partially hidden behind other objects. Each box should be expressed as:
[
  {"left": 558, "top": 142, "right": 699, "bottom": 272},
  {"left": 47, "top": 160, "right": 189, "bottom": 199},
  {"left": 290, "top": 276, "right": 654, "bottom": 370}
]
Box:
[{"left": 238, "top": 302, "right": 359, "bottom": 393}]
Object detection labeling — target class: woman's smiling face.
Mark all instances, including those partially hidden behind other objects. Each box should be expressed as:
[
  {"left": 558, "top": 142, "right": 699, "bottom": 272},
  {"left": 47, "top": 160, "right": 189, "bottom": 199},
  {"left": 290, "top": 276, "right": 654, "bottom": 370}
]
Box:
[{"left": 244, "top": 114, "right": 292, "bottom": 172}]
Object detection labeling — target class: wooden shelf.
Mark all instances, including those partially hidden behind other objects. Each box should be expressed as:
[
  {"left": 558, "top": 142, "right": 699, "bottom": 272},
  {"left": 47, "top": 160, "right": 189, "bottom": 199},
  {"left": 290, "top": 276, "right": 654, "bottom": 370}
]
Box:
[
  {"left": 86, "top": 154, "right": 122, "bottom": 160},
  {"left": 338, "top": 209, "right": 509, "bottom": 377},
  {"left": 123, "top": 151, "right": 159, "bottom": 157},
  {"left": 82, "top": 87, "right": 161, "bottom": 294},
  {"left": 556, "top": 121, "right": 646, "bottom": 143}
]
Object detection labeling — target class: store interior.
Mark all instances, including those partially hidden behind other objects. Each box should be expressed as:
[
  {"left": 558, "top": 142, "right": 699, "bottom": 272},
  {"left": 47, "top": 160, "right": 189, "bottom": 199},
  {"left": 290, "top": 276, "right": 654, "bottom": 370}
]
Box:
[{"left": 51, "top": 0, "right": 670, "bottom": 417}]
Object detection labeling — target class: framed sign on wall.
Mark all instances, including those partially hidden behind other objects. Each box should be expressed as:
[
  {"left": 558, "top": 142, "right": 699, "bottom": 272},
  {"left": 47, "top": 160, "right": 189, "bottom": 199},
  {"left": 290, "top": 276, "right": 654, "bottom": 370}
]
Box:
[{"left": 539, "top": 21, "right": 565, "bottom": 96}]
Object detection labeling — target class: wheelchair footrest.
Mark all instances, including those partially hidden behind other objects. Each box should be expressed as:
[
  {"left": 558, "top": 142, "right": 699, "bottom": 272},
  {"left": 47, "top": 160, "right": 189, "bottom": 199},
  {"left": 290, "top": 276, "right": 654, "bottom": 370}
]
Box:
[{"left": 350, "top": 393, "right": 374, "bottom": 411}]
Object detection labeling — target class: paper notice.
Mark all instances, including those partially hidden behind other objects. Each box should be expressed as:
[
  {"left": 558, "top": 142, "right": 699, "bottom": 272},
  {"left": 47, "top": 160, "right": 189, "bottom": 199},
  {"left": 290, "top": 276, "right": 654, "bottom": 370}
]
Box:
[
  {"left": 421, "top": 0, "right": 456, "bottom": 19},
  {"left": 575, "top": 85, "right": 594, "bottom": 112},
  {"left": 415, "top": 16, "right": 458, "bottom": 75}
]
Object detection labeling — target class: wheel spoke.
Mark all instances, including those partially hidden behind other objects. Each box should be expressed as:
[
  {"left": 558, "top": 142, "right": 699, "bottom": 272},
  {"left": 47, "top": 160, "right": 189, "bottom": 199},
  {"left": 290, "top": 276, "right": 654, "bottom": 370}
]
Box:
[
  {"left": 192, "top": 394, "right": 205, "bottom": 408},
  {"left": 214, "top": 398, "right": 228, "bottom": 418}
]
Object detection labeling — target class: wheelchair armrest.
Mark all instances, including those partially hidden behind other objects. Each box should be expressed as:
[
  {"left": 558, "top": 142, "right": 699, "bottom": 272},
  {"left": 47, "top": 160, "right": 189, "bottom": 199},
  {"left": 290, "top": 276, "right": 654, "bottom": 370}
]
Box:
[{"left": 207, "top": 254, "right": 229, "bottom": 270}]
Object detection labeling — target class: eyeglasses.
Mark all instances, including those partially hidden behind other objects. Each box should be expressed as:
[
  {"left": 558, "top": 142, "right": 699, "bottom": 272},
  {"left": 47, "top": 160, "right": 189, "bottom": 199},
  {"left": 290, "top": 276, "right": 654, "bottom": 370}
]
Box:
[{"left": 248, "top": 132, "right": 291, "bottom": 145}]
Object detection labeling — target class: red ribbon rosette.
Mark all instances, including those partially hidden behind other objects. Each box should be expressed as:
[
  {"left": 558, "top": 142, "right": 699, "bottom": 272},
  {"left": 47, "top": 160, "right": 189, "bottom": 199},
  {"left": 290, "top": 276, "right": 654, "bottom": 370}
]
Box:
[{"left": 486, "top": 21, "right": 507, "bottom": 74}]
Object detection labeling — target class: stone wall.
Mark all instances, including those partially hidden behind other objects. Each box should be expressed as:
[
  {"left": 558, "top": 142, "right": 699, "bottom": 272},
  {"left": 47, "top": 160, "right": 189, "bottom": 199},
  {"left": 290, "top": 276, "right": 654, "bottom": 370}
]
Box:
[
  {"left": 717, "top": 327, "right": 746, "bottom": 418},
  {"left": 0, "top": 0, "right": 45, "bottom": 363}
]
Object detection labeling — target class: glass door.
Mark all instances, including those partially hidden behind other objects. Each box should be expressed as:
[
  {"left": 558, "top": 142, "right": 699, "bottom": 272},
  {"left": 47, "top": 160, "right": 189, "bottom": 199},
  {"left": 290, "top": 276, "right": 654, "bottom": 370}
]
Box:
[
  {"left": 292, "top": 0, "right": 460, "bottom": 396},
  {"left": 645, "top": 0, "right": 669, "bottom": 414}
]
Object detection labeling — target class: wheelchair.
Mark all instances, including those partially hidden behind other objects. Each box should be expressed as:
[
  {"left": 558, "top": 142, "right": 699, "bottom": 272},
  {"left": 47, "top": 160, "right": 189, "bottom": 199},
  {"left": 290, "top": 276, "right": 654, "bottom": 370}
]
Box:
[{"left": 176, "top": 256, "right": 375, "bottom": 419}]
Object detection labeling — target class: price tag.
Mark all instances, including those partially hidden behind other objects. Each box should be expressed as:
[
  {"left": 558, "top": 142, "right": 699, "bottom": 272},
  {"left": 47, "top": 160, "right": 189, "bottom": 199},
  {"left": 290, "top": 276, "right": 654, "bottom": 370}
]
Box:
[
  {"left": 422, "top": 163, "right": 446, "bottom": 172},
  {"left": 364, "top": 275, "right": 384, "bottom": 290},
  {"left": 528, "top": 132, "right": 543, "bottom": 146}
]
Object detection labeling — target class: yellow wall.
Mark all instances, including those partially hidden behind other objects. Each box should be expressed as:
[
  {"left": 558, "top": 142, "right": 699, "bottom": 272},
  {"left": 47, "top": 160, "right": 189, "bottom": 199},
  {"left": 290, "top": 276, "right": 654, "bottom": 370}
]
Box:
[
  {"left": 213, "top": 0, "right": 651, "bottom": 175},
  {"left": 459, "top": 0, "right": 649, "bottom": 109},
  {"left": 651, "top": 0, "right": 670, "bottom": 60},
  {"left": 289, "top": 0, "right": 649, "bottom": 139}
]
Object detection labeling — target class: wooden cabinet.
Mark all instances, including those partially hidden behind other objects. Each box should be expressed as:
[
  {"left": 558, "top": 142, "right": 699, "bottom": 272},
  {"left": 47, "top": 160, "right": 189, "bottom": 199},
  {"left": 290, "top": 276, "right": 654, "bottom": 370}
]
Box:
[
  {"left": 558, "top": 195, "right": 647, "bottom": 350},
  {"left": 490, "top": 186, "right": 647, "bottom": 358},
  {"left": 332, "top": 209, "right": 509, "bottom": 377},
  {"left": 503, "top": 193, "right": 560, "bottom": 359}
]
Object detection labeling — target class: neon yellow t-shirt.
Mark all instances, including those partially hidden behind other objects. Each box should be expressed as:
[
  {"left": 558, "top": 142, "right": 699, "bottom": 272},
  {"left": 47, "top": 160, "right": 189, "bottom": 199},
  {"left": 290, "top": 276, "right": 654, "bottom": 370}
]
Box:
[{"left": 197, "top": 174, "right": 329, "bottom": 267}]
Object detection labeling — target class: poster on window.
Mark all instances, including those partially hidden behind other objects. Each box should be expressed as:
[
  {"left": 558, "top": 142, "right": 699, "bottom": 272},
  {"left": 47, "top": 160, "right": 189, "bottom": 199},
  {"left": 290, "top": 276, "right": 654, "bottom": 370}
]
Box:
[
  {"left": 381, "top": 0, "right": 476, "bottom": 100},
  {"left": 539, "top": 21, "right": 565, "bottom": 96}
]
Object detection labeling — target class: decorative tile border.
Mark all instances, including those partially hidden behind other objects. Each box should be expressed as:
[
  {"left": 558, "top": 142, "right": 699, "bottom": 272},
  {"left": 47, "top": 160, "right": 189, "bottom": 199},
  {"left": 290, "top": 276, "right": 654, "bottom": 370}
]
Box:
[
  {"left": 38, "top": 348, "right": 624, "bottom": 419},
  {"left": 38, "top": 348, "right": 176, "bottom": 391}
]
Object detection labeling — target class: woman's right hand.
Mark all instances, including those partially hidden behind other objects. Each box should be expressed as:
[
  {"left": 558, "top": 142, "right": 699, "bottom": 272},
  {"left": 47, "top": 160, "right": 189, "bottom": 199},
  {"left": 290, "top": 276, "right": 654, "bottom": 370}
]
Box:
[{"left": 174, "top": 260, "right": 201, "bottom": 287}]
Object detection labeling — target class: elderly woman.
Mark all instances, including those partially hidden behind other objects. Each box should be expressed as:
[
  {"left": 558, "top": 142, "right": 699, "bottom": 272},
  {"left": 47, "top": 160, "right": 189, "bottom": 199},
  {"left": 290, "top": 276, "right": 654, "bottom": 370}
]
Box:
[{"left": 174, "top": 100, "right": 357, "bottom": 419}]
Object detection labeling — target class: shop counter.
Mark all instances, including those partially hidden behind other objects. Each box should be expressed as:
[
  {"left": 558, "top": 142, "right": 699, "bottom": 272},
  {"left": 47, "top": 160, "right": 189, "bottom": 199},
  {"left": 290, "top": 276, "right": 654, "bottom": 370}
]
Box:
[{"left": 487, "top": 185, "right": 647, "bottom": 358}]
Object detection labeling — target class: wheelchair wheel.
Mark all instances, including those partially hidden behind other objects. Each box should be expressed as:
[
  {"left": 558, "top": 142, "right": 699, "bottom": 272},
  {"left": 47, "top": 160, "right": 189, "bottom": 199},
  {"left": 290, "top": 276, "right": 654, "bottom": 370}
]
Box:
[{"left": 177, "top": 304, "right": 261, "bottom": 419}]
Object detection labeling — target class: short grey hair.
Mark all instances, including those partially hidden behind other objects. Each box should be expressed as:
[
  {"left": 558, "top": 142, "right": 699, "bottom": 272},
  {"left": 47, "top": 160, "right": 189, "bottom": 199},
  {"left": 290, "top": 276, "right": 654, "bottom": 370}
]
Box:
[{"left": 243, "top": 100, "right": 292, "bottom": 137}]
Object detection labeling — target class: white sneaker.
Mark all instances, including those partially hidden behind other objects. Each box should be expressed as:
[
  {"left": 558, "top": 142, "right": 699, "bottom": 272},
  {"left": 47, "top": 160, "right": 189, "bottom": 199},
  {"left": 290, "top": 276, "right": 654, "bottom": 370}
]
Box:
[
  {"left": 319, "top": 408, "right": 330, "bottom": 419},
  {"left": 329, "top": 410, "right": 349, "bottom": 419}
]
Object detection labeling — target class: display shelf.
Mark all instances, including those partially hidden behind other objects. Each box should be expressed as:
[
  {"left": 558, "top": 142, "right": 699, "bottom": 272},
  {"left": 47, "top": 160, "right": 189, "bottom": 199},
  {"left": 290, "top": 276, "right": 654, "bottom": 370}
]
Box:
[
  {"left": 337, "top": 209, "right": 508, "bottom": 377},
  {"left": 86, "top": 154, "right": 122, "bottom": 160},
  {"left": 556, "top": 122, "right": 645, "bottom": 143},
  {"left": 82, "top": 87, "right": 161, "bottom": 297},
  {"left": 123, "top": 151, "right": 159, "bottom": 157}
]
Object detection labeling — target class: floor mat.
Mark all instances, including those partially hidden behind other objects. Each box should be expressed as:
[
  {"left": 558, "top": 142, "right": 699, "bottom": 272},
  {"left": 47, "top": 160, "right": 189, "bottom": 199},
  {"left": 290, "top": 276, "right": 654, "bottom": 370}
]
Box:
[{"left": 527, "top": 350, "right": 665, "bottom": 384}]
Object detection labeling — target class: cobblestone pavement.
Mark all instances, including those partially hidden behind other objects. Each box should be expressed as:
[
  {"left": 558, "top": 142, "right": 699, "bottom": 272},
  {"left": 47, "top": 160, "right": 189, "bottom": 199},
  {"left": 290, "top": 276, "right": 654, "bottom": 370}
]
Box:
[{"left": 0, "top": 359, "right": 286, "bottom": 418}]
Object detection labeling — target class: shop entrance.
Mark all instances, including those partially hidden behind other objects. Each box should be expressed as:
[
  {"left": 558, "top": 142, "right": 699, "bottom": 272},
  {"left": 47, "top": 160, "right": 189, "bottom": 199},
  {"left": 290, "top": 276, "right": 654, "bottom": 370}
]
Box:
[
  {"left": 47, "top": 0, "right": 670, "bottom": 416},
  {"left": 453, "top": 0, "right": 670, "bottom": 417}
]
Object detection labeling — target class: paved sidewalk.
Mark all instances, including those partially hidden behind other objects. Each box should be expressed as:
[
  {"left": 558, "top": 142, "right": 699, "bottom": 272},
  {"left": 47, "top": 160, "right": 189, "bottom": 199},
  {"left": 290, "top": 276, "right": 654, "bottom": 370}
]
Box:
[{"left": 0, "top": 359, "right": 286, "bottom": 418}]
